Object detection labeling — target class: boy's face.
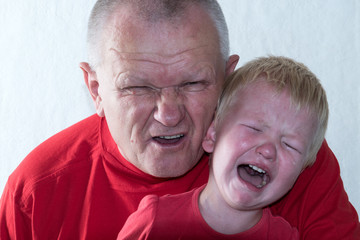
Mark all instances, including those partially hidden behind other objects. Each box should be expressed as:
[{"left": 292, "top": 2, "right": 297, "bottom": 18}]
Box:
[{"left": 202, "top": 80, "right": 318, "bottom": 210}]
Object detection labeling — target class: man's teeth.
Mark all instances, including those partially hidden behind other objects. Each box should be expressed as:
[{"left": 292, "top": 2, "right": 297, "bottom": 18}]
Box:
[
  {"left": 248, "top": 164, "right": 266, "bottom": 174},
  {"left": 158, "top": 134, "right": 183, "bottom": 140}
]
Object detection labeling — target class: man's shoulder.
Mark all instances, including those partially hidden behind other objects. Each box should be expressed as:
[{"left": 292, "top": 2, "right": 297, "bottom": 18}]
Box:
[
  {"left": 50, "top": 114, "right": 102, "bottom": 144},
  {"left": 6, "top": 115, "right": 103, "bottom": 199},
  {"left": 24, "top": 114, "right": 101, "bottom": 161}
]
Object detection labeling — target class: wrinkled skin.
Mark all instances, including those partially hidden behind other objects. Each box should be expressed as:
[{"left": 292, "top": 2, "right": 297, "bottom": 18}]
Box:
[{"left": 81, "top": 5, "right": 239, "bottom": 177}]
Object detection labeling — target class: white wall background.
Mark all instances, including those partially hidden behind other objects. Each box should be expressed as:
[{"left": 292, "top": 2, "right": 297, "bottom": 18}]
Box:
[{"left": 1, "top": 0, "right": 359, "bottom": 215}]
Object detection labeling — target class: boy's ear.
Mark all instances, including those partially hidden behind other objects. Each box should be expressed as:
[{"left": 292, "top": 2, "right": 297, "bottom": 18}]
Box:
[
  {"left": 79, "top": 62, "right": 105, "bottom": 117},
  {"left": 202, "top": 121, "right": 216, "bottom": 153},
  {"left": 225, "top": 54, "right": 239, "bottom": 77}
]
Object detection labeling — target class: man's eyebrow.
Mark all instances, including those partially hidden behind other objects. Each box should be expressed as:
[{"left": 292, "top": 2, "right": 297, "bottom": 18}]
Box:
[
  {"left": 189, "top": 65, "right": 216, "bottom": 79},
  {"left": 114, "top": 71, "right": 147, "bottom": 85}
]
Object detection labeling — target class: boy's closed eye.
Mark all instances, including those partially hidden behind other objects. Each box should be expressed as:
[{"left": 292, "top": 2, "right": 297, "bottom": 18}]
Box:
[{"left": 282, "top": 141, "right": 302, "bottom": 155}]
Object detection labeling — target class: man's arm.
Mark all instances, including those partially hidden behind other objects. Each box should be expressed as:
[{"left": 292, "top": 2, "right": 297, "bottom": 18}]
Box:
[
  {"left": 0, "top": 182, "right": 32, "bottom": 240},
  {"left": 271, "top": 140, "right": 360, "bottom": 239}
]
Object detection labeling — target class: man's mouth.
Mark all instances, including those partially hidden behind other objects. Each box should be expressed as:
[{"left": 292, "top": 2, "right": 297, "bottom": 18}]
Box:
[
  {"left": 153, "top": 134, "right": 184, "bottom": 144},
  {"left": 237, "top": 164, "right": 270, "bottom": 189}
]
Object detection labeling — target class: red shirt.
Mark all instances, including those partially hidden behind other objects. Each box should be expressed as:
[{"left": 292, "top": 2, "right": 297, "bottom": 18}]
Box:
[
  {"left": 0, "top": 115, "right": 359, "bottom": 239},
  {"left": 117, "top": 185, "right": 299, "bottom": 240}
]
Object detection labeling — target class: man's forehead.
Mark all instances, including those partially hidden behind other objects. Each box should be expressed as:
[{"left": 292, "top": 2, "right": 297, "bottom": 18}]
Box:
[
  {"left": 104, "top": 3, "right": 219, "bottom": 50},
  {"left": 102, "top": 19, "right": 221, "bottom": 68},
  {"left": 98, "top": 3, "right": 223, "bottom": 76},
  {"left": 109, "top": 48, "right": 217, "bottom": 78},
  {"left": 108, "top": 46, "right": 213, "bottom": 65},
  {"left": 109, "top": 1, "right": 204, "bottom": 25}
]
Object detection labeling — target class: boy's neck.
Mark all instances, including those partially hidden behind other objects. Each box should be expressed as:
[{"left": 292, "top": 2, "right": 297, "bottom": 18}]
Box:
[{"left": 199, "top": 181, "right": 263, "bottom": 235}]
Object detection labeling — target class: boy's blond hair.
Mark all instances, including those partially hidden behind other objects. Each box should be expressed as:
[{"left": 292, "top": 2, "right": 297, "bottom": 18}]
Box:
[{"left": 216, "top": 56, "right": 329, "bottom": 167}]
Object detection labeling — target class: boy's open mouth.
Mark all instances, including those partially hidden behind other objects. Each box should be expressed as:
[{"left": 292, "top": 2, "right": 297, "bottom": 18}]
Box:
[{"left": 237, "top": 164, "right": 270, "bottom": 188}]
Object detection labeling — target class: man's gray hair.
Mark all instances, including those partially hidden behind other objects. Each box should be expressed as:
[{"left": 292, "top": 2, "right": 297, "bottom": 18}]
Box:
[{"left": 87, "top": 0, "right": 229, "bottom": 69}]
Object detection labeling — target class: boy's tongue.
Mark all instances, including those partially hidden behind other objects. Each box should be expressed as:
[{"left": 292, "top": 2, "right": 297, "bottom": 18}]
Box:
[{"left": 237, "top": 165, "right": 267, "bottom": 188}]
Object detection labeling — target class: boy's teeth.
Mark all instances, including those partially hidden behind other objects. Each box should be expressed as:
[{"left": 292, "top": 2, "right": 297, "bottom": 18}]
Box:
[
  {"left": 249, "top": 164, "right": 266, "bottom": 174},
  {"left": 257, "top": 179, "right": 268, "bottom": 188},
  {"left": 159, "top": 135, "right": 183, "bottom": 140}
]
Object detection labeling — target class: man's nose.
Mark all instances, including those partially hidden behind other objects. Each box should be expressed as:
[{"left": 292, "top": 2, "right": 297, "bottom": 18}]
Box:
[
  {"left": 256, "top": 142, "right": 277, "bottom": 161},
  {"left": 153, "top": 87, "right": 185, "bottom": 127}
]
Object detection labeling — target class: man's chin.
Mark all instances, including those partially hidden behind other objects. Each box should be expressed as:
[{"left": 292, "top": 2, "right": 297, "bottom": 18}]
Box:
[{"left": 141, "top": 157, "right": 199, "bottom": 179}]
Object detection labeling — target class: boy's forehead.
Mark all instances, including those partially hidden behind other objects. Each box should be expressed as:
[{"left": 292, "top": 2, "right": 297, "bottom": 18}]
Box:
[{"left": 235, "top": 81, "right": 318, "bottom": 129}]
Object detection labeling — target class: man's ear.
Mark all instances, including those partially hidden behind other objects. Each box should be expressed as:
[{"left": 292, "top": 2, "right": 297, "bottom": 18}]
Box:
[
  {"left": 79, "top": 62, "right": 105, "bottom": 117},
  {"left": 225, "top": 54, "right": 239, "bottom": 77},
  {"left": 202, "top": 121, "right": 216, "bottom": 153}
]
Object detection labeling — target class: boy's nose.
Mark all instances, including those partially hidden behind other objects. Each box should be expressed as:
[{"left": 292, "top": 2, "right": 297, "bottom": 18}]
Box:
[{"left": 256, "top": 142, "right": 277, "bottom": 161}]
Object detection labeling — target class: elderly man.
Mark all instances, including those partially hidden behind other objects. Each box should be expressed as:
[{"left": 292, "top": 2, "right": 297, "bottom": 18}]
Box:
[{"left": 0, "top": 0, "right": 359, "bottom": 239}]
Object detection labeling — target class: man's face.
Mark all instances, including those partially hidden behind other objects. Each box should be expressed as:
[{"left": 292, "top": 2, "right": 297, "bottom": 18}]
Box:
[
  {"left": 93, "top": 6, "right": 233, "bottom": 177},
  {"left": 203, "top": 80, "right": 318, "bottom": 210}
]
